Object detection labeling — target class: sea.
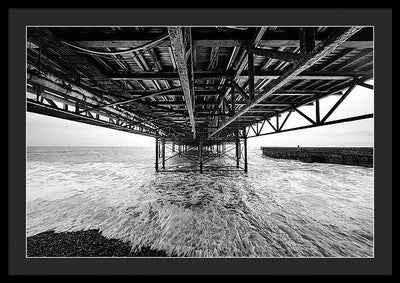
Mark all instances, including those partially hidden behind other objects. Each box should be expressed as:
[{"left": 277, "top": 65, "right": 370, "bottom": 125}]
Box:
[{"left": 26, "top": 146, "right": 374, "bottom": 257}]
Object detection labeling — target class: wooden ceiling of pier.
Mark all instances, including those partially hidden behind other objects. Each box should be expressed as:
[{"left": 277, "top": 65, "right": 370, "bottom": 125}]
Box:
[{"left": 26, "top": 26, "right": 373, "bottom": 140}]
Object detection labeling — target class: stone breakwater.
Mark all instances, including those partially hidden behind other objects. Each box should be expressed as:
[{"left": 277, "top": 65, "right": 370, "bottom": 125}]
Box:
[{"left": 261, "top": 147, "right": 373, "bottom": 167}]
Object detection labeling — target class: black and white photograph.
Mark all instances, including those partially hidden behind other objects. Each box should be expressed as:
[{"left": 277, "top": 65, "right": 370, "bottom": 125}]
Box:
[{"left": 24, "top": 25, "right": 376, "bottom": 259}]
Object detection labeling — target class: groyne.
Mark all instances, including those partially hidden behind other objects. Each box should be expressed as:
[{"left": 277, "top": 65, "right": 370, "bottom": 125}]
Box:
[{"left": 261, "top": 147, "right": 373, "bottom": 167}]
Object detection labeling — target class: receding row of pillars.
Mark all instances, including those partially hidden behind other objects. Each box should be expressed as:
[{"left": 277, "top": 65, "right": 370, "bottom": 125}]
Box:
[{"left": 155, "top": 131, "right": 248, "bottom": 173}]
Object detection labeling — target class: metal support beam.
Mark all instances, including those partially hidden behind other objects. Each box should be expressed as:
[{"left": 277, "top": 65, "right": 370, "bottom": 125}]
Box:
[
  {"left": 248, "top": 47, "right": 300, "bottom": 62},
  {"left": 231, "top": 89, "right": 236, "bottom": 115},
  {"left": 79, "top": 87, "right": 181, "bottom": 114},
  {"left": 215, "top": 27, "right": 267, "bottom": 117},
  {"left": 162, "top": 139, "right": 166, "bottom": 169},
  {"left": 357, "top": 82, "right": 374, "bottom": 90},
  {"left": 243, "top": 128, "right": 248, "bottom": 173},
  {"left": 278, "top": 110, "right": 292, "bottom": 131},
  {"left": 155, "top": 137, "right": 159, "bottom": 172},
  {"left": 111, "top": 70, "right": 369, "bottom": 81},
  {"left": 231, "top": 81, "right": 249, "bottom": 101},
  {"left": 248, "top": 53, "right": 255, "bottom": 102},
  {"left": 299, "top": 27, "right": 316, "bottom": 54},
  {"left": 295, "top": 108, "right": 316, "bottom": 125},
  {"left": 236, "top": 130, "right": 240, "bottom": 168},
  {"left": 199, "top": 140, "right": 203, "bottom": 173},
  {"left": 168, "top": 27, "right": 196, "bottom": 139},
  {"left": 321, "top": 84, "right": 357, "bottom": 123},
  {"left": 276, "top": 115, "right": 280, "bottom": 130},
  {"left": 209, "top": 27, "right": 364, "bottom": 138},
  {"left": 248, "top": 113, "right": 373, "bottom": 138},
  {"left": 66, "top": 30, "right": 372, "bottom": 49}
]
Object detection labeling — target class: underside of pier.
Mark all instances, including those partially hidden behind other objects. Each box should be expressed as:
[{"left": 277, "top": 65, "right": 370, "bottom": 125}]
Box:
[{"left": 26, "top": 26, "right": 373, "bottom": 172}]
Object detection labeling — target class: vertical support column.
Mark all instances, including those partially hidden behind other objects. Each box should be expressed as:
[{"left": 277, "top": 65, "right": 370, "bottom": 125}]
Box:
[
  {"left": 315, "top": 99, "right": 320, "bottom": 124},
  {"left": 276, "top": 115, "right": 280, "bottom": 131},
  {"left": 199, "top": 140, "right": 203, "bottom": 173},
  {"left": 243, "top": 128, "right": 248, "bottom": 173},
  {"left": 162, "top": 139, "right": 166, "bottom": 170},
  {"left": 155, "top": 137, "right": 159, "bottom": 172},
  {"left": 299, "top": 27, "right": 316, "bottom": 54},
  {"left": 235, "top": 130, "right": 240, "bottom": 168},
  {"left": 231, "top": 86, "right": 236, "bottom": 115},
  {"left": 248, "top": 53, "right": 255, "bottom": 103}
]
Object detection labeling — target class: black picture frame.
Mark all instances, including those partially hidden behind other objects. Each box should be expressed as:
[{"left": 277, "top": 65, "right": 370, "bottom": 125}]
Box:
[{"left": 8, "top": 7, "right": 393, "bottom": 275}]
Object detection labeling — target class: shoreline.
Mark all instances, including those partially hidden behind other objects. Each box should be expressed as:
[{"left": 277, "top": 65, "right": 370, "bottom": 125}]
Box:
[{"left": 27, "top": 229, "right": 175, "bottom": 257}]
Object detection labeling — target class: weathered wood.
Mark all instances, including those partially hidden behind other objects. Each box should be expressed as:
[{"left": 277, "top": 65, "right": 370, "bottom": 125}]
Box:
[{"left": 209, "top": 27, "right": 364, "bottom": 137}]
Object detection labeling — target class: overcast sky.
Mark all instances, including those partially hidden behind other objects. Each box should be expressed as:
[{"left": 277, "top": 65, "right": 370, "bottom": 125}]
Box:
[{"left": 27, "top": 83, "right": 373, "bottom": 148}]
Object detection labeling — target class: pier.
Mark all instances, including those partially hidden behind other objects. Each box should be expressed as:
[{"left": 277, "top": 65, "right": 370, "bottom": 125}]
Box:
[{"left": 26, "top": 26, "right": 373, "bottom": 172}]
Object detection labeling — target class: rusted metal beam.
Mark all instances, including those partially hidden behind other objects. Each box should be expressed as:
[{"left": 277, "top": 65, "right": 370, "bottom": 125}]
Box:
[
  {"left": 209, "top": 27, "right": 364, "bottom": 138},
  {"left": 168, "top": 27, "right": 196, "bottom": 139}
]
